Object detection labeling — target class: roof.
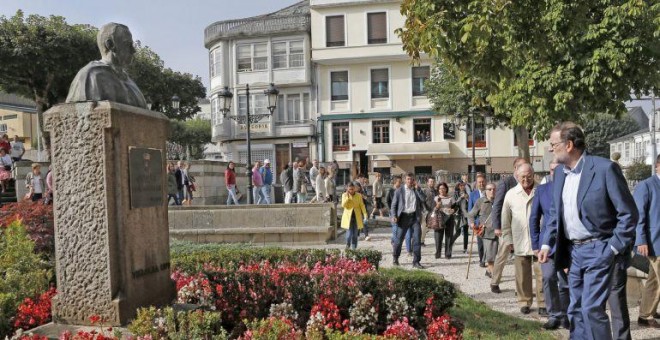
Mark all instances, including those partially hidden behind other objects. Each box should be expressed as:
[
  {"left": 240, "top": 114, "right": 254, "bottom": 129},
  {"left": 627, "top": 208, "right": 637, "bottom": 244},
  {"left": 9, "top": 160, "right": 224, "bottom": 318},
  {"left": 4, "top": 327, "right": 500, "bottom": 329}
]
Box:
[
  {"left": 204, "top": 1, "right": 310, "bottom": 48},
  {"left": 627, "top": 106, "right": 649, "bottom": 129},
  {"left": 0, "top": 92, "right": 36, "bottom": 113},
  {"left": 609, "top": 127, "right": 650, "bottom": 143}
]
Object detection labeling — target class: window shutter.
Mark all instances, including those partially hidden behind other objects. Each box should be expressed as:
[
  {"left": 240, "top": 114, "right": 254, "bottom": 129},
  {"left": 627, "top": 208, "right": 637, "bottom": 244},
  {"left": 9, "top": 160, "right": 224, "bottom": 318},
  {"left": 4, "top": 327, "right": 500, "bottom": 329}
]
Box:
[
  {"left": 371, "top": 69, "right": 388, "bottom": 82},
  {"left": 326, "top": 16, "right": 345, "bottom": 47},
  {"left": 412, "top": 66, "right": 430, "bottom": 78},
  {"left": 367, "top": 12, "right": 387, "bottom": 44}
]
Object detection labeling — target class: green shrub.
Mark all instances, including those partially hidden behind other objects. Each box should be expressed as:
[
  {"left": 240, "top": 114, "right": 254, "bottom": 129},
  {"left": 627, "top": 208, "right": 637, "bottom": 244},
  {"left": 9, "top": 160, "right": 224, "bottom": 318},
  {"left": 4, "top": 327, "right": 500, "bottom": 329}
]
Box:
[
  {"left": 171, "top": 242, "right": 383, "bottom": 273},
  {"left": 0, "top": 221, "right": 52, "bottom": 338},
  {"left": 626, "top": 160, "right": 653, "bottom": 181},
  {"left": 128, "top": 306, "right": 227, "bottom": 340}
]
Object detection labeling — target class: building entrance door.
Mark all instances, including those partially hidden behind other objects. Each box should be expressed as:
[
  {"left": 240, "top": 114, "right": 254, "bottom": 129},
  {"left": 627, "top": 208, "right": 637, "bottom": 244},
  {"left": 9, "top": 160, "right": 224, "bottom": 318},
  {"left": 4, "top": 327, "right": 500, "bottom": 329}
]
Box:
[{"left": 354, "top": 151, "right": 368, "bottom": 177}]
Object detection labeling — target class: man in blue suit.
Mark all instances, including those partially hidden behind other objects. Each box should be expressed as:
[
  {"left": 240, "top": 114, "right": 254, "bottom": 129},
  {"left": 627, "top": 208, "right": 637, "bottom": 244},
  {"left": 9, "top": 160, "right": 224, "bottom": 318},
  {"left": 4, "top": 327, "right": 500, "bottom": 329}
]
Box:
[
  {"left": 539, "top": 122, "right": 638, "bottom": 340},
  {"left": 634, "top": 154, "right": 660, "bottom": 328},
  {"left": 391, "top": 172, "right": 428, "bottom": 269},
  {"left": 468, "top": 173, "right": 487, "bottom": 266},
  {"left": 530, "top": 161, "right": 569, "bottom": 329}
]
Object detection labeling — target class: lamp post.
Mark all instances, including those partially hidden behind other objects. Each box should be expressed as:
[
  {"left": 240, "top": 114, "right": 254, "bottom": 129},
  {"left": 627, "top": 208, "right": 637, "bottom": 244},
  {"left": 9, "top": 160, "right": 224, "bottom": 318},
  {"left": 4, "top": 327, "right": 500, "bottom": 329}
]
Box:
[
  {"left": 171, "top": 95, "right": 181, "bottom": 114},
  {"left": 218, "top": 83, "right": 279, "bottom": 204},
  {"left": 652, "top": 93, "right": 657, "bottom": 176},
  {"left": 454, "top": 111, "right": 491, "bottom": 182}
]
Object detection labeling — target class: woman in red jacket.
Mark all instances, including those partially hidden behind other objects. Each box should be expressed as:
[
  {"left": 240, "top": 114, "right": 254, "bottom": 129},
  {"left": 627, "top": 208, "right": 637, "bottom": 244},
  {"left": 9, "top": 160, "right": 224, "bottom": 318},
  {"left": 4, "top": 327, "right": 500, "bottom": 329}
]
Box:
[{"left": 225, "top": 161, "right": 240, "bottom": 205}]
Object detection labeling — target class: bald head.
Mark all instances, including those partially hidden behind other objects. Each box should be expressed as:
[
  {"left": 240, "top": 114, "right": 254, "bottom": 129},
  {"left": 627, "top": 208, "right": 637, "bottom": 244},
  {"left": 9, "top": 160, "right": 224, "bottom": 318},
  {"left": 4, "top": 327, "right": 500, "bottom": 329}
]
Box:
[
  {"left": 97, "top": 23, "right": 135, "bottom": 68},
  {"left": 517, "top": 163, "right": 535, "bottom": 190}
]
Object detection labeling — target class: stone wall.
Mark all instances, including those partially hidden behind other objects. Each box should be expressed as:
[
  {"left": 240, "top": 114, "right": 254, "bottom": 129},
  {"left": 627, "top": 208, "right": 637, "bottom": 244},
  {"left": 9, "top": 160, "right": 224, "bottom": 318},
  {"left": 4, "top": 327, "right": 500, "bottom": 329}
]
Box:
[
  {"left": 169, "top": 203, "right": 336, "bottom": 245},
  {"left": 179, "top": 160, "right": 249, "bottom": 205}
]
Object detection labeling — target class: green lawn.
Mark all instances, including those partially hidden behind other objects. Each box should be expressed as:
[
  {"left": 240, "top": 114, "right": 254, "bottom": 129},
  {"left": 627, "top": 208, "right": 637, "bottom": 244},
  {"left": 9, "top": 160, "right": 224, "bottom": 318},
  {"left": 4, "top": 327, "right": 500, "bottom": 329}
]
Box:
[{"left": 450, "top": 293, "right": 562, "bottom": 340}]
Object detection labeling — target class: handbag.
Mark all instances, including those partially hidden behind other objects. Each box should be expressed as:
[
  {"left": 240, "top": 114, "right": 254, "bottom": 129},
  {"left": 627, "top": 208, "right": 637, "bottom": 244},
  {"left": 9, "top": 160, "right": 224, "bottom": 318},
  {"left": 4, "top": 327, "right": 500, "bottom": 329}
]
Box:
[
  {"left": 426, "top": 208, "right": 447, "bottom": 230},
  {"left": 189, "top": 183, "right": 196, "bottom": 192}
]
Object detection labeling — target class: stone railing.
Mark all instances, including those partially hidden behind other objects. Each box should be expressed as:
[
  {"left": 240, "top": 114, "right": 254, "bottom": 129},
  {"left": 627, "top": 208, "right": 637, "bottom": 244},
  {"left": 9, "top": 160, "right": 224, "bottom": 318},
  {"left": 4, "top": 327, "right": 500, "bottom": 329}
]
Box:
[
  {"left": 184, "top": 160, "right": 248, "bottom": 205},
  {"left": 169, "top": 203, "right": 336, "bottom": 245}
]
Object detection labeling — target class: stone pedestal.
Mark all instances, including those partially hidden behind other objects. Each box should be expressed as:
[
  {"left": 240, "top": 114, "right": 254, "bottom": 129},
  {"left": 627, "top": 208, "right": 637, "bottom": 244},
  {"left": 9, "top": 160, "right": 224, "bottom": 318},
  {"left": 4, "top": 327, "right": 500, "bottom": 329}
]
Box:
[{"left": 43, "top": 101, "right": 175, "bottom": 326}]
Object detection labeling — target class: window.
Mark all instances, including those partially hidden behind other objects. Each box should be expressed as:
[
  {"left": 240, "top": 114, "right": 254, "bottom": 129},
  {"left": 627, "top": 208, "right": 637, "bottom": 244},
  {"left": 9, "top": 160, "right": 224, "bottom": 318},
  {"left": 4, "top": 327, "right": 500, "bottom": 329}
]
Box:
[
  {"left": 412, "top": 66, "right": 430, "bottom": 96},
  {"left": 372, "top": 120, "right": 390, "bottom": 143},
  {"left": 0, "top": 124, "right": 6, "bottom": 133},
  {"left": 2, "top": 114, "right": 17, "bottom": 120},
  {"left": 275, "top": 95, "right": 286, "bottom": 124},
  {"left": 237, "top": 45, "right": 251, "bottom": 72},
  {"left": 272, "top": 42, "right": 287, "bottom": 69},
  {"left": 210, "top": 97, "right": 222, "bottom": 125},
  {"left": 287, "top": 94, "right": 300, "bottom": 123},
  {"left": 624, "top": 142, "right": 630, "bottom": 159},
  {"left": 367, "top": 12, "right": 387, "bottom": 44},
  {"left": 209, "top": 48, "right": 221, "bottom": 78},
  {"left": 332, "top": 122, "right": 350, "bottom": 151},
  {"left": 414, "top": 119, "right": 431, "bottom": 142},
  {"left": 371, "top": 68, "right": 389, "bottom": 99},
  {"left": 331, "top": 71, "right": 349, "bottom": 101},
  {"left": 237, "top": 43, "right": 268, "bottom": 72},
  {"left": 466, "top": 119, "right": 486, "bottom": 147},
  {"left": 302, "top": 93, "right": 310, "bottom": 121},
  {"left": 326, "top": 15, "right": 345, "bottom": 47},
  {"left": 272, "top": 40, "right": 304, "bottom": 69},
  {"left": 237, "top": 94, "right": 267, "bottom": 116}
]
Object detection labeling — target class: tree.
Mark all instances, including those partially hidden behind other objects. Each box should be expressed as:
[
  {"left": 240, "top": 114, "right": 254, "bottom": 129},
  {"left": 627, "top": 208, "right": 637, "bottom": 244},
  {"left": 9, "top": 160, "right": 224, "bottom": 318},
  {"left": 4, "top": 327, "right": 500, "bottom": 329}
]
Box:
[
  {"left": 129, "top": 42, "right": 206, "bottom": 120},
  {"left": 169, "top": 118, "right": 212, "bottom": 160},
  {"left": 626, "top": 160, "right": 653, "bottom": 181},
  {"left": 582, "top": 113, "right": 641, "bottom": 158},
  {"left": 398, "top": 0, "right": 660, "bottom": 156},
  {"left": 0, "top": 10, "right": 97, "bottom": 150}
]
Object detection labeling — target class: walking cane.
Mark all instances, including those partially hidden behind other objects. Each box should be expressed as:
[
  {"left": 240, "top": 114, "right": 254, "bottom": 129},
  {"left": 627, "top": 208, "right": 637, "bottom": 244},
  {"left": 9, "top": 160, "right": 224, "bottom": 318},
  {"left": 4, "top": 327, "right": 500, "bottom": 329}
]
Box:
[{"left": 466, "top": 226, "right": 476, "bottom": 279}]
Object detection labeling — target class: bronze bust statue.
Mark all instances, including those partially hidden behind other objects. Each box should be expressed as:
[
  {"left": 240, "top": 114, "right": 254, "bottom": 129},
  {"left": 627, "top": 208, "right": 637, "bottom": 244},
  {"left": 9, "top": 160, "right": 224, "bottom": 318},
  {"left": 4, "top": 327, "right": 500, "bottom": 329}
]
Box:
[{"left": 66, "top": 23, "right": 147, "bottom": 109}]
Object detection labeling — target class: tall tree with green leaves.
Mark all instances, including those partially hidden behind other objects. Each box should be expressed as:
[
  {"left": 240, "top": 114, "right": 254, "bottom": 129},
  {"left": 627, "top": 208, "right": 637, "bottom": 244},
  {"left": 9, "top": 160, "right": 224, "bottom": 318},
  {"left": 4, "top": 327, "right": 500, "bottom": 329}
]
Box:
[
  {"left": 398, "top": 0, "right": 660, "bottom": 158},
  {"left": 583, "top": 113, "right": 641, "bottom": 158},
  {"left": 169, "top": 118, "right": 212, "bottom": 160}
]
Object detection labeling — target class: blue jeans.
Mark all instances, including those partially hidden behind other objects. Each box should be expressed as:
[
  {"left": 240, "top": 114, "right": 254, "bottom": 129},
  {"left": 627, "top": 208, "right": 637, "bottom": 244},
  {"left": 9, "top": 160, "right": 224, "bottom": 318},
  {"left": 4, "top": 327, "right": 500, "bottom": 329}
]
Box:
[
  {"left": 167, "top": 194, "right": 180, "bottom": 205},
  {"left": 226, "top": 186, "right": 240, "bottom": 205},
  {"left": 261, "top": 184, "right": 272, "bottom": 204},
  {"left": 253, "top": 186, "right": 265, "bottom": 204},
  {"left": 346, "top": 220, "right": 358, "bottom": 249},
  {"left": 297, "top": 192, "right": 306, "bottom": 203},
  {"left": 568, "top": 240, "right": 616, "bottom": 340}
]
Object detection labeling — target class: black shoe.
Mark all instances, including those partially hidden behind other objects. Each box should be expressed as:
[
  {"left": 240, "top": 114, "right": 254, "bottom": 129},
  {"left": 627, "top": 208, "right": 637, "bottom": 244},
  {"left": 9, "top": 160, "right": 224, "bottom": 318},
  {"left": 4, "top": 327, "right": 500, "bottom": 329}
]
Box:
[
  {"left": 393, "top": 258, "right": 400, "bottom": 266},
  {"left": 412, "top": 263, "right": 425, "bottom": 269},
  {"left": 654, "top": 313, "right": 660, "bottom": 319},
  {"left": 479, "top": 262, "right": 487, "bottom": 268},
  {"left": 490, "top": 285, "right": 501, "bottom": 294},
  {"left": 538, "top": 308, "right": 548, "bottom": 316},
  {"left": 445, "top": 254, "right": 452, "bottom": 259},
  {"left": 560, "top": 317, "right": 570, "bottom": 329},
  {"left": 542, "top": 318, "right": 561, "bottom": 330},
  {"left": 420, "top": 243, "right": 426, "bottom": 247},
  {"left": 435, "top": 253, "right": 441, "bottom": 259},
  {"left": 485, "top": 270, "right": 492, "bottom": 278},
  {"left": 520, "top": 306, "right": 531, "bottom": 314},
  {"left": 463, "top": 249, "right": 467, "bottom": 254},
  {"left": 638, "top": 318, "right": 660, "bottom": 328}
]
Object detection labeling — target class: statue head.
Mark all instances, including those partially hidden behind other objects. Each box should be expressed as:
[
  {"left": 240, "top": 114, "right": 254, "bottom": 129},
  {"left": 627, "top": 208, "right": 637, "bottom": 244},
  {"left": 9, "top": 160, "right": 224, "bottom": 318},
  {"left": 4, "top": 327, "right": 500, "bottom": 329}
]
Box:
[{"left": 98, "top": 23, "right": 135, "bottom": 69}]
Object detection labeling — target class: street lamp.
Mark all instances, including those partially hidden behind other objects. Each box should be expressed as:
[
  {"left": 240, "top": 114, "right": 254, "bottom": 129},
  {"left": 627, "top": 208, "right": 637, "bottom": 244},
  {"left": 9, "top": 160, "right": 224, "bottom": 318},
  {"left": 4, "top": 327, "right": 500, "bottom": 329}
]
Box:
[
  {"left": 171, "top": 95, "right": 181, "bottom": 114},
  {"left": 218, "top": 83, "right": 279, "bottom": 204},
  {"left": 454, "top": 111, "right": 492, "bottom": 182}
]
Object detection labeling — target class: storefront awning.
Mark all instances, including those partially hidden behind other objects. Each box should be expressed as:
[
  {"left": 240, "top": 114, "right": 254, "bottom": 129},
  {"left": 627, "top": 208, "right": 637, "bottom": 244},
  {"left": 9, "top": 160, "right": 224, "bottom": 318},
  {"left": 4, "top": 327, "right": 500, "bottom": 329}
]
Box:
[{"left": 366, "top": 142, "right": 450, "bottom": 156}]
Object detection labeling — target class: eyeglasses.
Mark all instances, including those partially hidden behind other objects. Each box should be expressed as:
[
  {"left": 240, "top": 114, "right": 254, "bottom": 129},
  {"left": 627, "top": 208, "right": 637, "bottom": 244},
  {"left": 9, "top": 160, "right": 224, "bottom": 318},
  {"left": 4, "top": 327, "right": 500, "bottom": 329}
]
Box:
[
  {"left": 486, "top": 188, "right": 495, "bottom": 191},
  {"left": 549, "top": 141, "right": 565, "bottom": 149}
]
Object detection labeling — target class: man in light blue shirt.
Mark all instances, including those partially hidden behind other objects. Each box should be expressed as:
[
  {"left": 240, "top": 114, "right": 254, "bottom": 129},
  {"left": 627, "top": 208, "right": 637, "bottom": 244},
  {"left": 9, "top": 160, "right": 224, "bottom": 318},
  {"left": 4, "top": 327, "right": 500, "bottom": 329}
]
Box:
[{"left": 539, "top": 122, "right": 637, "bottom": 340}]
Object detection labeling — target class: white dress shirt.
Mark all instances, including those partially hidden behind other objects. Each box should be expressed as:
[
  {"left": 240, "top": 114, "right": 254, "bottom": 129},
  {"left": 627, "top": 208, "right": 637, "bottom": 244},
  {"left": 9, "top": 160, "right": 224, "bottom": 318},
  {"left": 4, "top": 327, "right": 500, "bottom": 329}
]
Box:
[
  {"left": 404, "top": 185, "right": 416, "bottom": 213},
  {"left": 561, "top": 156, "right": 593, "bottom": 241}
]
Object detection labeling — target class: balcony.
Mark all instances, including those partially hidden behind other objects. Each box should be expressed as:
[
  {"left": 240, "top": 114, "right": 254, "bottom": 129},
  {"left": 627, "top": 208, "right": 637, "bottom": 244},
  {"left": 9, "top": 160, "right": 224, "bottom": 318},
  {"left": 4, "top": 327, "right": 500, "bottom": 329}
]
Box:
[{"left": 212, "top": 119, "right": 315, "bottom": 143}]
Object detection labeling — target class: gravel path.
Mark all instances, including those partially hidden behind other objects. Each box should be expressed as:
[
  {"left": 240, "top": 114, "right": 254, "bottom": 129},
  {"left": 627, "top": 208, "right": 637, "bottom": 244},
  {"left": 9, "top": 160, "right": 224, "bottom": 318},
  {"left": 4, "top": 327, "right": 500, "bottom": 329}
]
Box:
[{"left": 323, "top": 224, "right": 660, "bottom": 340}]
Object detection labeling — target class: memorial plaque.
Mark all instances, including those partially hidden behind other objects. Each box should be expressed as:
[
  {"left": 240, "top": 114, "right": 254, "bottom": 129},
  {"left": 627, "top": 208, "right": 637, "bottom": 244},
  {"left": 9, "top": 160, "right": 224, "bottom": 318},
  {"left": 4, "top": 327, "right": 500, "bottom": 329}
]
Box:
[{"left": 129, "top": 147, "right": 164, "bottom": 208}]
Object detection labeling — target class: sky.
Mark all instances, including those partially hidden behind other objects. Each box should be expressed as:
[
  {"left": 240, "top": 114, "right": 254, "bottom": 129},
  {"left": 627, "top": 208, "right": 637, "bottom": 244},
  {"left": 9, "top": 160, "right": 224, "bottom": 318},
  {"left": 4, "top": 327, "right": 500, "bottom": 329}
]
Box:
[{"left": 0, "top": 0, "right": 300, "bottom": 95}]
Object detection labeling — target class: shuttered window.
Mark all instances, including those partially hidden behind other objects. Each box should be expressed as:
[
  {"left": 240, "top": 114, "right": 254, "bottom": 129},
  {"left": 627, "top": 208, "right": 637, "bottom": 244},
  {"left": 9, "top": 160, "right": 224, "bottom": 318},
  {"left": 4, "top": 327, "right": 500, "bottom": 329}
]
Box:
[
  {"left": 331, "top": 71, "right": 349, "bottom": 101},
  {"left": 326, "top": 15, "right": 345, "bottom": 47},
  {"left": 371, "top": 68, "right": 389, "bottom": 99},
  {"left": 412, "top": 66, "right": 430, "bottom": 96},
  {"left": 367, "top": 12, "right": 387, "bottom": 44}
]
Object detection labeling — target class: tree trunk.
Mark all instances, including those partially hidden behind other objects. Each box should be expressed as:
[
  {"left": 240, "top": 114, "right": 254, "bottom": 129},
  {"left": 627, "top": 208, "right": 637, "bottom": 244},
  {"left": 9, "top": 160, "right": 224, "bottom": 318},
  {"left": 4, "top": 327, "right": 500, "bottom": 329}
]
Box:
[
  {"left": 35, "top": 99, "right": 51, "bottom": 162},
  {"left": 513, "top": 126, "right": 531, "bottom": 163}
]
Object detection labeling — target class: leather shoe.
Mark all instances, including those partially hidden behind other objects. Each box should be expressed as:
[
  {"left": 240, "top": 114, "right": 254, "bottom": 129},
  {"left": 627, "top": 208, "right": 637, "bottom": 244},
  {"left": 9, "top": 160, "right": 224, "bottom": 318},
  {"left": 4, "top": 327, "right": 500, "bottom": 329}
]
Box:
[
  {"left": 538, "top": 308, "right": 548, "bottom": 316},
  {"left": 393, "top": 258, "right": 400, "bottom": 266},
  {"left": 435, "top": 253, "right": 441, "bottom": 259},
  {"left": 654, "top": 313, "right": 660, "bottom": 319},
  {"left": 638, "top": 318, "right": 660, "bottom": 328},
  {"left": 520, "top": 306, "right": 531, "bottom": 314},
  {"left": 479, "top": 262, "right": 487, "bottom": 268},
  {"left": 485, "top": 270, "right": 492, "bottom": 278},
  {"left": 490, "top": 285, "right": 501, "bottom": 294},
  {"left": 542, "top": 318, "right": 561, "bottom": 330},
  {"left": 412, "top": 263, "right": 425, "bottom": 269},
  {"left": 560, "top": 317, "right": 570, "bottom": 329}
]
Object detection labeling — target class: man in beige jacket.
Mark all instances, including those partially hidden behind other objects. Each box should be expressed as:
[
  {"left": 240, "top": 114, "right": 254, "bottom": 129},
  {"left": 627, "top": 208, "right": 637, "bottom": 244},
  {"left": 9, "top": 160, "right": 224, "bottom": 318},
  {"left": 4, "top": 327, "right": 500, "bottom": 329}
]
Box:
[{"left": 502, "top": 163, "right": 546, "bottom": 315}]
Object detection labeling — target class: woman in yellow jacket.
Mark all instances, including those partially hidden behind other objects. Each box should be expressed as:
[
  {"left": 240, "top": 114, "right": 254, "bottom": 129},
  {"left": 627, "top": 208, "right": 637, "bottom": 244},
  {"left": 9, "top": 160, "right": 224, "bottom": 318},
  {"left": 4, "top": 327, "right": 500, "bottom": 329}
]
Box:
[{"left": 341, "top": 182, "right": 368, "bottom": 250}]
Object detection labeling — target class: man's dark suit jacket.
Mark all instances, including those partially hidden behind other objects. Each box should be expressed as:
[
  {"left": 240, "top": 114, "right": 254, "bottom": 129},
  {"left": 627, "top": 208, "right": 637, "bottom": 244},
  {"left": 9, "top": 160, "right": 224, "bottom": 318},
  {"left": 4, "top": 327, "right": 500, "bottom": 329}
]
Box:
[
  {"left": 492, "top": 175, "right": 518, "bottom": 230},
  {"left": 542, "top": 154, "right": 638, "bottom": 269},
  {"left": 391, "top": 186, "right": 427, "bottom": 224}
]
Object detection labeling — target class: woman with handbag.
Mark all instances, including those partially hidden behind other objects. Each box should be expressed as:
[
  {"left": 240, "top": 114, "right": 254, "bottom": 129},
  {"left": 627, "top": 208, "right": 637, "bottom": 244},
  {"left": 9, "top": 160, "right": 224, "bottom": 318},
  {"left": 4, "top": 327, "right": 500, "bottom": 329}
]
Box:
[
  {"left": 0, "top": 148, "right": 12, "bottom": 193},
  {"left": 432, "top": 182, "right": 457, "bottom": 259},
  {"left": 452, "top": 182, "right": 470, "bottom": 254},
  {"left": 467, "top": 183, "right": 498, "bottom": 278}
]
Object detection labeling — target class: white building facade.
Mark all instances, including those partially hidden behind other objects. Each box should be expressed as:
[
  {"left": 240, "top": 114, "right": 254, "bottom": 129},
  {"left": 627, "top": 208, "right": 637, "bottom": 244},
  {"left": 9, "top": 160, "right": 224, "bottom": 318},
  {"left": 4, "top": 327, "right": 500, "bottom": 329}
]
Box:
[
  {"left": 311, "top": 0, "right": 549, "bottom": 180},
  {"left": 609, "top": 106, "right": 660, "bottom": 167},
  {"left": 204, "top": 1, "right": 316, "bottom": 174}
]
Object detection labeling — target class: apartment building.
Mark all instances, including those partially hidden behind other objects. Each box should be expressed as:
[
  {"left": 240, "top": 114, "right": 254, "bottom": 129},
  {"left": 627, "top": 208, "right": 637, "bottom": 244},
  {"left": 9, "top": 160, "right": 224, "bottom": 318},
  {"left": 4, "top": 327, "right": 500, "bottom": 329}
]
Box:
[
  {"left": 0, "top": 92, "right": 38, "bottom": 148},
  {"left": 204, "top": 1, "right": 315, "bottom": 174},
  {"left": 609, "top": 106, "right": 659, "bottom": 167},
  {"left": 311, "top": 0, "right": 549, "bottom": 179}
]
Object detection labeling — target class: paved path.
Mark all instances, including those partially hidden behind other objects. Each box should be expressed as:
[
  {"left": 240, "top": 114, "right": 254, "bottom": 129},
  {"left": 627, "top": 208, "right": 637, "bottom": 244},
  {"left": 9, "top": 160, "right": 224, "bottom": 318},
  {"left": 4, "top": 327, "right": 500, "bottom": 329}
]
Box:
[{"left": 323, "top": 224, "right": 660, "bottom": 340}]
